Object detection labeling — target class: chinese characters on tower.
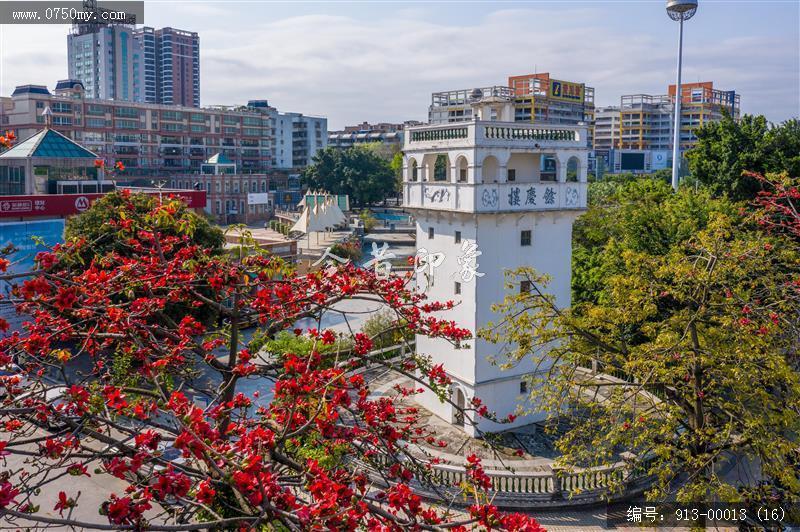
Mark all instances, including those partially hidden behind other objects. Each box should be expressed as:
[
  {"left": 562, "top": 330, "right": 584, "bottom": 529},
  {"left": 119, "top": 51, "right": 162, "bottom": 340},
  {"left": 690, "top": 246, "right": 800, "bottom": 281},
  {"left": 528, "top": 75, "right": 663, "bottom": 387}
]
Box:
[{"left": 312, "top": 241, "right": 484, "bottom": 292}]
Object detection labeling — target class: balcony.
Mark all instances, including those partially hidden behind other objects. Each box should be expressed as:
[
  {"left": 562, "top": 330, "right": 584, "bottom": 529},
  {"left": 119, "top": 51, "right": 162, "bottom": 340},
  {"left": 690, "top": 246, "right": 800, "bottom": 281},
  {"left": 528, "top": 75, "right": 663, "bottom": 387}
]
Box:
[
  {"left": 404, "top": 181, "right": 586, "bottom": 213},
  {"left": 405, "top": 120, "right": 586, "bottom": 150}
]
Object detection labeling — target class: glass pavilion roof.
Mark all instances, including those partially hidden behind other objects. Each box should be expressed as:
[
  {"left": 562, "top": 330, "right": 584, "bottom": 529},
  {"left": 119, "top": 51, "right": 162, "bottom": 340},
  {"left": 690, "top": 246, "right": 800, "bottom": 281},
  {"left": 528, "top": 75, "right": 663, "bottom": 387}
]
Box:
[{"left": 0, "top": 129, "right": 98, "bottom": 160}]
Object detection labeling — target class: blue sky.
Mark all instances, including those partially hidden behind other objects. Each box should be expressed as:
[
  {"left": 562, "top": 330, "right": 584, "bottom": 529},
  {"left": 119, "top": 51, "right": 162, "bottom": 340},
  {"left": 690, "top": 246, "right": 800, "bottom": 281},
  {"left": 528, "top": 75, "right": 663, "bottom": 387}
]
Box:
[{"left": 1, "top": 0, "right": 798, "bottom": 129}]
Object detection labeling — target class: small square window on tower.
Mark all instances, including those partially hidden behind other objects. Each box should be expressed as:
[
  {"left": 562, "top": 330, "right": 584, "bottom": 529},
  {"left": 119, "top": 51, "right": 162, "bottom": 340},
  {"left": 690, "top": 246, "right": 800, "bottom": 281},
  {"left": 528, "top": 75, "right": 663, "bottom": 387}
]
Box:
[
  {"left": 454, "top": 281, "right": 461, "bottom": 295},
  {"left": 520, "top": 380, "right": 528, "bottom": 394},
  {"left": 520, "top": 280, "right": 532, "bottom": 293},
  {"left": 455, "top": 231, "right": 462, "bottom": 244},
  {"left": 428, "top": 227, "right": 434, "bottom": 239},
  {"left": 521, "top": 230, "right": 532, "bottom": 246}
]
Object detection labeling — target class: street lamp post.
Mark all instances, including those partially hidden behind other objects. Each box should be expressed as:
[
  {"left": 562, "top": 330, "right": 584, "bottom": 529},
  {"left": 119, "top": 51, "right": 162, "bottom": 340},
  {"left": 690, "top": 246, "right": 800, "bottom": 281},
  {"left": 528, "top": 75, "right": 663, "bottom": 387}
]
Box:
[{"left": 666, "top": 0, "right": 698, "bottom": 191}]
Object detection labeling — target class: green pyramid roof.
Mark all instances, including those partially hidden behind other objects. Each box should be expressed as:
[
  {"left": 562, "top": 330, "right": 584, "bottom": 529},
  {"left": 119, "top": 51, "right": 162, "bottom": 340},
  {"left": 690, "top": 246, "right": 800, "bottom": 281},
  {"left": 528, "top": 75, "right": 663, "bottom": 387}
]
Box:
[
  {"left": 0, "top": 128, "right": 98, "bottom": 160},
  {"left": 205, "top": 153, "right": 234, "bottom": 165}
]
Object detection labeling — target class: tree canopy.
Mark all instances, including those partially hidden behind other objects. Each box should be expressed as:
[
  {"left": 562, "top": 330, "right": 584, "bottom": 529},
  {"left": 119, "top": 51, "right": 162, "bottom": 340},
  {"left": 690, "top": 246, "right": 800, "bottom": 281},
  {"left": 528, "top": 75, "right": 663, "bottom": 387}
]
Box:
[
  {"left": 302, "top": 146, "right": 396, "bottom": 207},
  {"left": 485, "top": 212, "right": 800, "bottom": 503},
  {"left": 64, "top": 190, "right": 225, "bottom": 260},
  {"left": 62, "top": 190, "right": 226, "bottom": 324},
  {"left": 572, "top": 177, "right": 736, "bottom": 305},
  {"left": 686, "top": 114, "right": 800, "bottom": 201}
]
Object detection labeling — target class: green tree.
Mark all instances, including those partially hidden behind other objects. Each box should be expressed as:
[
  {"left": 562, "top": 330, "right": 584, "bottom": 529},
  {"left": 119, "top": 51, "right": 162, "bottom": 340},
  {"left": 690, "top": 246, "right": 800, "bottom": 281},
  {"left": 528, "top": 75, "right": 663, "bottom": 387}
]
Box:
[
  {"left": 390, "top": 151, "right": 404, "bottom": 194},
  {"left": 359, "top": 140, "right": 399, "bottom": 161},
  {"left": 360, "top": 309, "right": 413, "bottom": 350},
  {"left": 65, "top": 191, "right": 225, "bottom": 261},
  {"left": 483, "top": 210, "right": 800, "bottom": 503},
  {"left": 763, "top": 119, "right": 800, "bottom": 179},
  {"left": 359, "top": 208, "right": 377, "bottom": 233},
  {"left": 572, "top": 178, "right": 735, "bottom": 305},
  {"left": 302, "top": 146, "right": 395, "bottom": 207},
  {"left": 686, "top": 114, "right": 800, "bottom": 201}
]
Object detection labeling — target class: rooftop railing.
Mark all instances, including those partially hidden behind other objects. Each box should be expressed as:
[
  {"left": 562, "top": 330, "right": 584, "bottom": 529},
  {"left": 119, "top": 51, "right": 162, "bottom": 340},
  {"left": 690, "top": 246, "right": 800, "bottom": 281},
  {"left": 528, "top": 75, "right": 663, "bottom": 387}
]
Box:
[
  {"left": 409, "top": 127, "right": 469, "bottom": 143},
  {"left": 360, "top": 450, "right": 655, "bottom": 509},
  {"left": 406, "top": 121, "right": 584, "bottom": 146},
  {"left": 482, "top": 124, "right": 577, "bottom": 142}
]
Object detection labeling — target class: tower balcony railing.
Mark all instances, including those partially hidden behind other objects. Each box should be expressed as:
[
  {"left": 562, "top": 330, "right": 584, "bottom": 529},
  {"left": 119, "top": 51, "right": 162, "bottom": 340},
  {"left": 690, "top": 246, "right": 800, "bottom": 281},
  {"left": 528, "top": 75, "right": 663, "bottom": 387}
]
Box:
[
  {"left": 403, "top": 180, "right": 587, "bottom": 213},
  {"left": 405, "top": 120, "right": 585, "bottom": 149}
]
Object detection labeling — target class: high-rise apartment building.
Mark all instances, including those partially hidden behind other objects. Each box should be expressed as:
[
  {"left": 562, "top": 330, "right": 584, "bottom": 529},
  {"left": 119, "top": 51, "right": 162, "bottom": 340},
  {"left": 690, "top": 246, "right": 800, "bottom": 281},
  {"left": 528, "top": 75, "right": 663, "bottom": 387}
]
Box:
[
  {"left": 68, "top": 24, "right": 141, "bottom": 102},
  {"left": 134, "top": 27, "right": 157, "bottom": 103},
  {"left": 0, "top": 83, "right": 321, "bottom": 220},
  {"left": 68, "top": 21, "right": 200, "bottom": 107},
  {"left": 593, "top": 106, "right": 621, "bottom": 151},
  {"left": 151, "top": 27, "right": 200, "bottom": 108},
  {"left": 1, "top": 81, "right": 275, "bottom": 176},
  {"left": 617, "top": 82, "right": 740, "bottom": 151},
  {"left": 267, "top": 109, "right": 327, "bottom": 170}
]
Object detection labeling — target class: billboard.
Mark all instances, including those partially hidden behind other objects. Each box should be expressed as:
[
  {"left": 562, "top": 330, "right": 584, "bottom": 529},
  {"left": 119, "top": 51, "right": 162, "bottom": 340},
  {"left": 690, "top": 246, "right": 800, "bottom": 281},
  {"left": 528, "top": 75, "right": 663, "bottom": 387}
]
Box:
[
  {"left": 247, "top": 192, "right": 271, "bottom": 205},
  {"left": 651, "top": 151, "right": 669, "bottom": 170},
  {"left": 549, "top": 79, "right": 585, "bottom": 103},
  {"left": 0, "top": 190, "right": 206, "bottom": 219},
  {"left": 620, "top": 152, "right": 646, "bottom": 171}
]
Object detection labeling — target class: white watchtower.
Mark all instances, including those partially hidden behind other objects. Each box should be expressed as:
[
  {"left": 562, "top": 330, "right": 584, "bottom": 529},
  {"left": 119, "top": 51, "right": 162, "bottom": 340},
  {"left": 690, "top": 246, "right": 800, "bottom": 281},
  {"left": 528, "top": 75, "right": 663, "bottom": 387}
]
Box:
[{"left": 403, "top": 89, "right": 589, "bottom": 437}]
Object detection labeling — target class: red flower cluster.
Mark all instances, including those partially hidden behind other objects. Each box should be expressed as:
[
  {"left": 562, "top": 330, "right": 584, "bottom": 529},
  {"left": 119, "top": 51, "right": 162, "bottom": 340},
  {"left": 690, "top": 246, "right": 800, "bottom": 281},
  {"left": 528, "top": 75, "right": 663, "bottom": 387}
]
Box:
[
  {"left": 465, "top": 453, "right": 492, "bottom": 490},
  {"left": 0, "top": 130, "right": 16, "bottom": 148}
]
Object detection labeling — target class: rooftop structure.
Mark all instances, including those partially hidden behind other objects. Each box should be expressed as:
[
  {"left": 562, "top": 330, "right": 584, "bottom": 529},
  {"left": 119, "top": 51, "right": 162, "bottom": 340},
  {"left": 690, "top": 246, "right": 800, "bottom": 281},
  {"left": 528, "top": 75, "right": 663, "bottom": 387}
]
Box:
[
  {"left": 429, "top": 74, "right": 595, "bottom": 149},
  {"left": 327, "top": 121, "right": 421, "bottom": 150},
  {"left": 618, "top": 82, "right": 740, "bottom": 151},
  {"left": 0, "top": 126, "right": 105, "bottom": 195},
  {"left": 428, "top": 86, "right": 514, "bottom": 124}
]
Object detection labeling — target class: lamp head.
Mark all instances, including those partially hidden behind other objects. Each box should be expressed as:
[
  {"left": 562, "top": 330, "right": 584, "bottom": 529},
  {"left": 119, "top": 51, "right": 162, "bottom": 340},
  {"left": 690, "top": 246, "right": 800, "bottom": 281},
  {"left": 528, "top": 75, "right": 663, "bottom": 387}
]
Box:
[{"left": 666, "top": 0, "right": 698, "bottom": 21}]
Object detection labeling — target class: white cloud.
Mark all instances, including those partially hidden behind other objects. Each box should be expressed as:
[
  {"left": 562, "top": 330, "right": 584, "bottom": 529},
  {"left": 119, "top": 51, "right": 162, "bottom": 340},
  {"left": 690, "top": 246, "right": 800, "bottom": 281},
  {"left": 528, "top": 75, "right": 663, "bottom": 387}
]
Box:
[
  {"left": 1, "top": 6, "right": 797, "bottom": 128},
  {"left": 197, "top": 8, "right": 798, "bottom": 127}
]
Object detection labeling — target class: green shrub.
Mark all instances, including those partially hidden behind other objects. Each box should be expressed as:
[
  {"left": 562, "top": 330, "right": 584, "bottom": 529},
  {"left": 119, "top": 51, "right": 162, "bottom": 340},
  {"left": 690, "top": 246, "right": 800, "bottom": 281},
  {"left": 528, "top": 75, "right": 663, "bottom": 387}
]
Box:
[
  {"left": 330, "top": 238, "right": 362, "bottom": 262},
  {"left": 359, "top": 210, "right": 377, "bottom": 233}
]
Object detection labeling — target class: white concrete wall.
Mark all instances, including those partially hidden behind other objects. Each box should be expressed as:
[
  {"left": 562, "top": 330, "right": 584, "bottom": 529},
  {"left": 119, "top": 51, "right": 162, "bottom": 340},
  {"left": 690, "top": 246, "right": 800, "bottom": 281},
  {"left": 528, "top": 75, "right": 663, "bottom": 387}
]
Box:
[
  {"left": 273, "top": 112, "right": 295, "bottom": 170},
  {"left": 414, "top": 212, "right": 478, "bottom": 384},
  {"left": 507, "top": 153, "right": 540, "bottom": 182},
  {"left": 474, "top": 211, "right": 575, "bottom": 380},
  {"left": 413, "top": 209, "right": 577, "bottom": 435},
  {"left": 414, "top": 211, "right": 478, "bottom": 428}
]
